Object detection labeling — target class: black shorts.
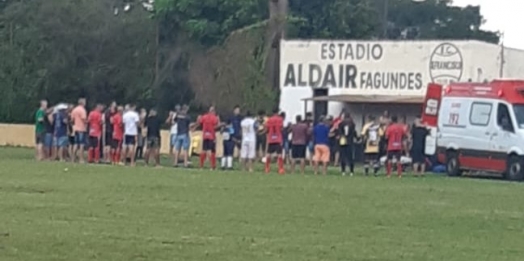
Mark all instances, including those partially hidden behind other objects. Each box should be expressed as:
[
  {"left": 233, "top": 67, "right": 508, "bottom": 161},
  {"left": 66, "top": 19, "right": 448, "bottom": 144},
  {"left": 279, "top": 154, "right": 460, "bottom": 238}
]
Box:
[
  {"left": 387, "top": 150, "right": 402, "bottom": 161},
  {"left": 256, "top": 135, "right": 266, "bottom": 151},
  {"left": 88, "top": 136, "right": 100, "bottom": 149},
  {"left": 364, "top": 153, "right": 379, "bottom": 162},
  {"left": 202, "top": 139, "right": 216, "bottom": 153},
  {"left": 69, "top": 136, "right": 75, "bottom": 146},
  {"left": 291, "top": 144, "right": 306, "bottom": 159},
  {"left": 223, "top": 140, "right": 235, "bottom": 156},
  {"left": 267, "top": 143, "right": 282, "bottom": 154},
  {"left": 104, "top": 132, "right": 113, "bottom": 147},
  {"left": 111, "top": 139, "right": 122, "bottom": 149},
  {"left": 411, "top": 150, "right": 426, "bottom": 164},
  {"left": 35, "top": 133, "right": 45, "bottom": 144},
  {"left": 147, "top": 136, "right": 161, "bottom": 149},
  {"left": 124, "top": 135, "right": 136, "bottom": 146}
]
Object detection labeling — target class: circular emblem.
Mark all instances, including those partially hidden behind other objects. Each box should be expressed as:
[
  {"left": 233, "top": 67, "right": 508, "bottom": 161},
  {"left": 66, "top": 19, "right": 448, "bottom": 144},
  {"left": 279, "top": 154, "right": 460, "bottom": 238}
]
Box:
[{"left": 429, "top": 43, "right": 463, "bottom": 85}]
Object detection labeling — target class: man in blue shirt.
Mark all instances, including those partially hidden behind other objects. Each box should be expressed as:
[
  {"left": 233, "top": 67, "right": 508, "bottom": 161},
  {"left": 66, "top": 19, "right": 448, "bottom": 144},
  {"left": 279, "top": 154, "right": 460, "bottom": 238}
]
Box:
[
  {"left": 313, "top": 116, "right": 331, "bottom": 175},
  {"left": 229, "top": 105, "right": 243, "bottom": 160},
  {"left": 53, "top": 107, "right": 69, "bottom": 161}
]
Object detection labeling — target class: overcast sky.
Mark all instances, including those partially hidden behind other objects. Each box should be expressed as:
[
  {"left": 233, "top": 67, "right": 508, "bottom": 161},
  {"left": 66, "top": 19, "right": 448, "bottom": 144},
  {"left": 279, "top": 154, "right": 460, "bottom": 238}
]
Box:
[{"left": 453, "top": 0, "right": 524, "bottom": 49}]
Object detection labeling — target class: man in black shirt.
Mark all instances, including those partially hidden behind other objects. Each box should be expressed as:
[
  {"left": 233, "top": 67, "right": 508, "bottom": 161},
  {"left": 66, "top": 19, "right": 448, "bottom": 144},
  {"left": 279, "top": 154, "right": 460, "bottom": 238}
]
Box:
[
  {"left": 411, "top": 116, "right": 429, "bottom": 177},
  {"left": 103, "top": 101, "right": 116, "bottom": 163},
  {"left": 145, "top": 109, "right": 162, "bottom": 167}
]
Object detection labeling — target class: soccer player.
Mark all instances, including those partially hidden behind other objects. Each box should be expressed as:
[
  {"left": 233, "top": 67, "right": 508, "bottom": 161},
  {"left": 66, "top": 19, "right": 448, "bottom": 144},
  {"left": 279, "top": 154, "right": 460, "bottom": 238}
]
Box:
[
  {"left": 229, "top": 105, "right": 243, "bottom": 160},
  {"left": 167, "top": 105, "right": 181, "bottom": 166},
  {"left": 255, "top": 110, "right": 267, "bottom": 160},
  {"left": 385, "top": 115, "right": 408, "bottom": 178},
  {"left": 337, "top": 113, "right": 357, "bottom": 176},
  {"left": 173, "top": 105, "right": 192, "bottom": 168},
  {"left": 123, "top": 104, "right": 140, "bottom": 167},
  {"left": 35, "top": 100, "right": 48, "bottom": 161},
  {"left": 144, "top": 109, "right": 162, "bottom": 167},
  {"left": 265, "top": 108, "right": 285, "bottom": 174},
  {"left": 71, "top": 98, "right": 88, "bottom": 163},
  {"left": 103, "top": 101, "right": 117, "bottom": 163},
  {"left": 221, "top": 120, "right": 235, "bottom": 170},
  {"left": 198, "top": 106, "right": 220, "bottom": 170},
  {"left": 312, "top": 116, "right": 331, "bottom": 176},
  {"left": 240, "top": 111, "right": 257, "bottom": 172},
  {"left": 111, "top": 106, "right": 124, "bottom": 165},
  {"left": 53, "top": 106, "right": 69, "bottom": 162},
  {"left": 87, "top": 104, "right": 104, "bottom": 163},
  {"left": 290, "top": 115, "right": 309, "bottom": 174},
  {"left": 361, "top": 115, "right": 383, "bottom": 176},
  {"left": 43, "top": 108, "right": 54, "bottom": 160}
]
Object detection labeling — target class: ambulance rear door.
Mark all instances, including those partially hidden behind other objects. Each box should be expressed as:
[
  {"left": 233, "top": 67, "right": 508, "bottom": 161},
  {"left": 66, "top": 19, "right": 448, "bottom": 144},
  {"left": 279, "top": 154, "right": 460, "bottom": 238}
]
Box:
[{"left": 421, "top": 83, "right": 443, "bottom": 155}]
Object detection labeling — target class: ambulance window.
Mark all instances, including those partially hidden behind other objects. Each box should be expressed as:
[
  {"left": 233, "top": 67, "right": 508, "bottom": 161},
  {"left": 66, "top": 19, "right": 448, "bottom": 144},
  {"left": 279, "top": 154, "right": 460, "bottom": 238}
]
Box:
[
  {"left": 469, "top": 102, "right": 492, "bottom": 126},
  {"left": 513, "top": 104, "right": 524, "bottom": 129},
  {"left": 497, "top": 103, "right": 514, "bottom": 132}
]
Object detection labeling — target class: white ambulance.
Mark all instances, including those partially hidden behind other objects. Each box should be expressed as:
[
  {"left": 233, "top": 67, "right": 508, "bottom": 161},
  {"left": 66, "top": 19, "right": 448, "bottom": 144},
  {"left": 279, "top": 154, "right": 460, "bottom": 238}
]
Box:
[{"left": 421, "top": 80, "right": 524, "bottom": 181}]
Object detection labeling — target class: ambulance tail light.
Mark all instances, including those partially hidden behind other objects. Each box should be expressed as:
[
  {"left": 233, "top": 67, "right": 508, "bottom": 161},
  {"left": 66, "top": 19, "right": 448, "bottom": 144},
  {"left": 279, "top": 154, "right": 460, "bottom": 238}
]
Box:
[
  {"left": 445, "top": 86, "right": 452, "bottom": 94},
  {"left": 498, "top": 90, "right": 504, "bottom": 97}
]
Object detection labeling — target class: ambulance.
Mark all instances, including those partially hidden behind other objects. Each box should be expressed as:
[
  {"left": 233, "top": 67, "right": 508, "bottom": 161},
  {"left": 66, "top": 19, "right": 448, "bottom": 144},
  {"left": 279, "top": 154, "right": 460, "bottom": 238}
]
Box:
[{"left": 421, "top": 80, "right": 524, "bottom": 181}]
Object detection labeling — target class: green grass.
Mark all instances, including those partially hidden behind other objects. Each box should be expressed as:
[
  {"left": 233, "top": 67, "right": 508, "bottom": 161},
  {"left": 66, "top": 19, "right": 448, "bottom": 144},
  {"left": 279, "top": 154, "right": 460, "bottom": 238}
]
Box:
[{"left": 1, "top": 147, "right": 524, "bottom": 261}]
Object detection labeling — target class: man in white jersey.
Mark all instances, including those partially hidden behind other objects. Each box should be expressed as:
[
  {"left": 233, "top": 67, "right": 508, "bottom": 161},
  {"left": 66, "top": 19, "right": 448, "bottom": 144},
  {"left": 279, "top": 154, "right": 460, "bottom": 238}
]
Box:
[
  {"left": 361, "top": 115, "right": 383, "bottom": 176},
  {"left": 240, "top": 111, "right": 258, "bottom": 172},
  {"left": 123, "top": 104, "right": 140, "bottom": 166}
]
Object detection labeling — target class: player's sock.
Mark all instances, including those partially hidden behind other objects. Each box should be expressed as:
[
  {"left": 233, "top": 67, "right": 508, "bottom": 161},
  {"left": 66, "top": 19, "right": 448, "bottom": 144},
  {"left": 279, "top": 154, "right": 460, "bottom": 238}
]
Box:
[
  {"left": 373, "top": 166, "right": 379, "bottom": 175},
  {"left": 364, "top": 164, "right": 369, "bottom": 175},
  {"left": 277, "top": 156, "right": 284, "bottom": 172},
  {"left": 265, "top": 156, "right": 271, "bottom": 172},
  {"left": 210, "top": 153, "right": 216, "bottom": 169},
  {"left": 386, "top": 162, "right": 392, "bottom": 176},
  {"left": 221, "top": 157, "right": 226, "bottom": 168},
  {"left": 116, "top": 149, "right": 121, "bottom": 164},
  {"left": 88, "top": 148, "right": 94, "bottom": 163},
  {"left": 199, "top": 153, "right": 206, "bottom": 168},
  {"left": 397, "top": 162, "right": 402, "bottom": 177},
  {"left": 95, "top": 147, "right": 100, "bottom": 163},
  {"left": 226, "top": 156, "right": 233, "bottom": 169}
]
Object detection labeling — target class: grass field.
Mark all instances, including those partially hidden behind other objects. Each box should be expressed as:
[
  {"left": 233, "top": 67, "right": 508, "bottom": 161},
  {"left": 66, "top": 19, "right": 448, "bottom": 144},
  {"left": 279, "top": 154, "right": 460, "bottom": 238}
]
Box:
[{"left": 1, "top": 147, "right": 524, "bottom": 261}]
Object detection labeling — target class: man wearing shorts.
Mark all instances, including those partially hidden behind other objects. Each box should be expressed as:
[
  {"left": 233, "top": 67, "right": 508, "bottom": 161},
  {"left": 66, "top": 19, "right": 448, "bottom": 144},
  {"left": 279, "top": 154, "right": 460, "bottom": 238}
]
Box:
[
  {"left": 361, "top": 115, "right": 383, "bottom": 176},
  {"left": 87, "top": 104, "right": 103, "bottom": 163},
  {"left": 265, "top": 108, "right": 284, "bottom": 174},
  {"left": 53, "top": 107, "right": 69, "bottom": 161},
  {"left": 35, "top": 100, "right": 48, "bottom": 161},
  {"left": 290, "top": 115, "right": 309, "bottom": 174},
  {"left": 144, "top": 109, "right": 162, "bottom": 167},
  {"left": 71, "top": 98, "right": 87, "bottom": 163},
  {"left": 103, "top": 101, "right": 117, "bottom": 163},
  {"left": 385, "top": 115, "right": 407, "bottom": 178},
  {"left": 229, "top": 105, "right": 243, "bottom": 160},
  {"left": 240, "top": 111, "right": 257, "bottom": 172},
  {"left": 167, "top": 105, "right": 180, "bottom": 165},
  {"left": 198, "top": 106, "right": 220, "bottom": 170},
  {"left": 173, "top": 105, "right": 192, "bottom": 168},
  {"left": 111, "top": 106, "right": 124, "bottom": 165},
  {"left": 304, "top": 112, "right": 314, "bottom": 166},
  {"left": 313, "top": 116, "right": 331, "bottom": 176},
  {"left": 411, "top": 116, "right": 429, "bottom": 177},
  {"left": 255, "top": 110, "right": 267, "bottom": 160},
  {"left": 123, "top": 104, "right": 140, "bottom": 166}
]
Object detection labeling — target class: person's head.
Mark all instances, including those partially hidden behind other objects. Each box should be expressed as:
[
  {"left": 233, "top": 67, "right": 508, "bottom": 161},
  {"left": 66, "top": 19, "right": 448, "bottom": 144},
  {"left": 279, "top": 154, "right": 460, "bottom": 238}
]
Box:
[
  {"left": 96, "top": 103, "right": 104, "bottom": 111},
  {"left": 233, "top": 105, "right": 240, "bottom": 115},
  {"left": 245, "top": 110, "right": 253, "bottom": 118},
  {"left": 129, "top": 104, "right": 136, "bottom": 111},
  {"left": 295, "top": 115, "right": 302, "bottom": 123},
  {"left": 305, "top": 112, "right": 313, "bottom": 120},
  {"left": 140, "top": 108, "right": 146, "bottom": 114},
  {"left": 258, "top": 110, "right": 265, "bottom": 117},
  {"left": 279, "top": 111, "right": 286, "bottom": 119},
  {"left": 272, "top": 108, "right": 279, "bottom": 116},
  {"left": 124, "top": 104, "right": 130, "bottom": 111},
  {"left": 391, "top": 115, "right": 398, "bottom": 123},
  {"left": 117, "top": 106, "right": 124, "bottom": 114},
  {"left": 78, "top": 98, "right": 86, "bottom": 107},
  {"left": 40, "top": 100, "right": 48, "bottom": 109},
  {"left": 175, "top": 104, "right": 181, "bottom": 112},
  {"left": 209, "top": 105, "right": 216, "bottom": 114},
  {"left": 368, "top": 115, "right": 376, "bottom": 123},
  {"left": 182, "top": 104, "right": 189, "bottom": 113},
  {"left": 149, "top": 108, "right": 157, "bottom": 116},
  {"left": 383, "top": 110, "right": 389, "bottom": 117},
  {"left": 110, "top": 101, "right": 117, "bottom": 109}
]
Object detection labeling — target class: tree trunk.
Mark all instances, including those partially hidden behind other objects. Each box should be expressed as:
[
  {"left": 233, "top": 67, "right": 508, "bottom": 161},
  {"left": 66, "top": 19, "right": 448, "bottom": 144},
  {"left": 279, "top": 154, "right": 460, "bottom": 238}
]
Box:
[{"left": 266, "top": 0, "right": 288, "bottom": 90}]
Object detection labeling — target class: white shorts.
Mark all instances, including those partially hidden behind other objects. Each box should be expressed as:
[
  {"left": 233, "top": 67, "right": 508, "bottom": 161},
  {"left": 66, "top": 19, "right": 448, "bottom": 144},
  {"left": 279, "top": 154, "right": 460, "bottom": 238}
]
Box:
[{"left": 240, "top": 140, "right": 256, "bottom": 159}]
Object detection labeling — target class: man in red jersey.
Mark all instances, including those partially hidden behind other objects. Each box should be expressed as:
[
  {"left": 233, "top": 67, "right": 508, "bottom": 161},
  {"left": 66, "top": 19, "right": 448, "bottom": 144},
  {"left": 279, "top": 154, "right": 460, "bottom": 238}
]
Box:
[
  {"left": 111, "top": 106, "right": 124, "bottom": 165},
  {"left": 198, "top": 106, "right": 220, "bottom": 170},
  {"left": 265, "top": 108, "right": 285, "bottom": 174},
  {"left": 385, "top": 115, "right": 407, "bottom": 178},
  {"left": 87, "top": 104, "right": 104, "bottom": 163}
]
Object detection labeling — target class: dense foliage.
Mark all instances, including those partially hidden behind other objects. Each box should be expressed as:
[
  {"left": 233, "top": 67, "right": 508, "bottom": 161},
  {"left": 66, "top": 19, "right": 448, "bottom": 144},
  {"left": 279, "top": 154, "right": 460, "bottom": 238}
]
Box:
[{"left": 0, "top": 0, "right": 499, "bottom": 123}]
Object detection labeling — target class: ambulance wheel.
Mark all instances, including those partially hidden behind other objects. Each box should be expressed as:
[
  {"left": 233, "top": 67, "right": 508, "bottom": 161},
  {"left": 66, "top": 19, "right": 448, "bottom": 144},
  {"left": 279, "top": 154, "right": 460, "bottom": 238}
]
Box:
[
  {"left": 506, "top": 155, "right": 524, "bottom": 181},
  {"left": 446, "top": 151, "right": 462, "bottom": 177}
]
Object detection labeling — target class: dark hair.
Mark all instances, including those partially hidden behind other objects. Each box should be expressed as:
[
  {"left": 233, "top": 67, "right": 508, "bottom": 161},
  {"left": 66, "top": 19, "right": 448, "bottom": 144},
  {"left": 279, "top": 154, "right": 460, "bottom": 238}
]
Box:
[
  {"left": 272, "top": 108, "right": 279, "bottom": 114},
  {"left": 368, "top": 115, "right": 375, "bottom": 121},
  {"left": 246, "top": 110, "right": 253, "bottom": 117},
  {"left": 258, "top": 110, "right": 265, "bottom": 116},
  {"left": 415, "top": 115, "right": 421, "bottom": 119},
  {"left": 295, "top": 115, "right": 302, "bottom": 122},
  {"left": 280, "top": 112, "right": 286, "bottom": 118},
  {"left": 234, "top": 105, "right": 240, "bottom": 109},
  {"left": 391, "top": 115, "right": 398, "bottom": 123}
]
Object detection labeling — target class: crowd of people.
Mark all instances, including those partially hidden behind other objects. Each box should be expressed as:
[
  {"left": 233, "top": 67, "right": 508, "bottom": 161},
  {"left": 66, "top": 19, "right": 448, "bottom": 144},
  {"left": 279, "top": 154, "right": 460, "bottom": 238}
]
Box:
[{"left": 34, "top": 98, "right": 430, "bottom": 177}]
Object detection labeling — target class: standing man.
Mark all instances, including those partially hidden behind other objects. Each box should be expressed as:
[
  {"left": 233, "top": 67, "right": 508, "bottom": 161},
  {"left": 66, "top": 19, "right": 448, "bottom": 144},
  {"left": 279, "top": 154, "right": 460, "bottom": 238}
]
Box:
[
  {"left": 338, "top": 113, "right": 357, "bottom": 176},
  {"left": 123, "top": 104, "right": 140, "bottom": 167},
  {"left": 290, "top": 115, "right": 309, "bottom": 174},
  {"left": 111, "top": 106, "right": 124, "bottom": 165},
  {"left": 361, "top": 115, "right": 383, "bottom": 176},
  {"left": 221, "top": 120, "right": 235, "bottom": 170},
  {"left": 135, "top": 108, "right": 147, "bottom": 160},
  {"left": 264, "top": 108, "right": 285, "bottom": 174},
  {"left": 103, "top": 101, "right": 117, "bottom": 163},
  {"left": 167, "top": 105, "right": 180, "bottom": 166},
  {"left": 53, "top": 106, "right": 69, "bottom": 162},
  {"left": 280, "top": 112, "right": 292, "bottom": 164},
  {"left": 35, "top": 100, "right": 48, "bottom": 161},
  {"left": 255, "top": 110, "right": 267, "bottom": 160},
  {"left": 43, "top": 108, "right": 54, "bottom": 160},
  {"left": 173, "top": 105, "right": 192, "bottom": 168},
  {"left": 230, "top": 105, "right": 243, "bottom": 160},
  {"left": 411, "top": 116, "right": 429, "bottom": 177},
  {"left": 87, "top": 104, "right": 104, "bottom": 163},
  {"left": 71, "top": 98, "right": 88, "bottom": 163},
  {"left": 144, "top": 109, "right": 162, "bottom": 167},
  {"left": 240, "top": 111, "right": 257, "bottom": 172},
  {"left": 312, "top": 116, "right": 331, "bottom": 176},
  {"left": 198, "top": 106, "right": 220, "bottom": 170},
  {"left": 385, "top": 115, "right": 407, "bottom": 178}
]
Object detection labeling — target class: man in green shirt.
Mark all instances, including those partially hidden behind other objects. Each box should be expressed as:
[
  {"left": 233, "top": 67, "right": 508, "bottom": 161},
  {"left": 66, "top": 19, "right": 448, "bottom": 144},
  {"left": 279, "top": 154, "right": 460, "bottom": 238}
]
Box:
[{"left": 35, "top": 100, "right": 48, "bottom": 160}]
